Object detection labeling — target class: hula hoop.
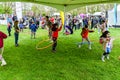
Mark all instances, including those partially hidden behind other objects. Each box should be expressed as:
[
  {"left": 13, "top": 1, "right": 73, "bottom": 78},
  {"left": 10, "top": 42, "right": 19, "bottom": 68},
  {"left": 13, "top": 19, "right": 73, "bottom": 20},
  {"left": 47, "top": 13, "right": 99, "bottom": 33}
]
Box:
[
  {"left": 77, "top": 42, "right": 93, "bottom": 45},
  {"left": 36, "top": 39, "right": 53, "bottom": 50}
]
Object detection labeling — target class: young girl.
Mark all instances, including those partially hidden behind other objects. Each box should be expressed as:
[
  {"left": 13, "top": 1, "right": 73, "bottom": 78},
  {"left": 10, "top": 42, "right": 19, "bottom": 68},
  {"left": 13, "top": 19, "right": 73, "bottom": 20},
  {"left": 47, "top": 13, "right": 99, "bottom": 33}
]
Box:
[
  {"left": 99, "top": 20, "right": 107, "bottom": 33},
  {"left": 0, "top": 31, "right": 7, "bottom": 66},
  {"left": 78, "top": 25, "right": 94, "bottom": 49},
  {"left": 13, "top": 21, "right": 20, "bottom": 47},
  {"left": 100, "top": 31, "right": 114, "bottom": 62},
  {"left": 51, "top": 23, "right": 62, "bottom": 52}
]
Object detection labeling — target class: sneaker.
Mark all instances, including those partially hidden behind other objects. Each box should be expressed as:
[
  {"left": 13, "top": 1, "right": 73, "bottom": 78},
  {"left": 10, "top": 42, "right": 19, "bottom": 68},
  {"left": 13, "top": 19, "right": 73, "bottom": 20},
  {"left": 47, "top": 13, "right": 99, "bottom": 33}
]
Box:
[
  {"left": 89, "top": 46, "right": 91, "bottom": 50},
  {"left": 102, "top": 56, "right": 105, "bottom": 62},
  {"left": 1, "top": 58, "right": 7, "bottom": 66},
  {"left": 15, "top": 44, "right": 19, "bottom": 47},
  {"left": 107, "top": 56, "right": 109, "bottom": 60},
  {"left": 78, "top": 45, "right": 81, "bottom": 48},
  {"left": 102, "top": 59, "right": 105, "bottom": 62},
  {"left": 1, "top": 63, "right": 7, "bottom": 66}
]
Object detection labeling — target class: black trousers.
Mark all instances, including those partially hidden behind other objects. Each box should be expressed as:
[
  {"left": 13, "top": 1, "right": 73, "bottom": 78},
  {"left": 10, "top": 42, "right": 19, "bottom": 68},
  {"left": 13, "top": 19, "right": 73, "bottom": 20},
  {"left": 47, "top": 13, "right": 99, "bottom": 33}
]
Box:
[
  {"left": 8, "top": 29, "right": 11, "bottom": 36},
  {"left": 52, "top": 37, "right": 57, "bottom": 51},
  {"left": 103, "top": 52, "right": 109, "bottom": 56}
]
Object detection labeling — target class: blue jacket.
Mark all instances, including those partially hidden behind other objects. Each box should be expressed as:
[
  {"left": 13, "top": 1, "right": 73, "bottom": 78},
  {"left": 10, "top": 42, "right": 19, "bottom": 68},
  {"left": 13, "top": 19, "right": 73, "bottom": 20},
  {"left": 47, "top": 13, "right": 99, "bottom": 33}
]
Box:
[
  {"left": 19, "top": 23, "right": 23, "bottom": 28},
  {"left": 30, "top": 23, "right": 37, "bottom": 32}
]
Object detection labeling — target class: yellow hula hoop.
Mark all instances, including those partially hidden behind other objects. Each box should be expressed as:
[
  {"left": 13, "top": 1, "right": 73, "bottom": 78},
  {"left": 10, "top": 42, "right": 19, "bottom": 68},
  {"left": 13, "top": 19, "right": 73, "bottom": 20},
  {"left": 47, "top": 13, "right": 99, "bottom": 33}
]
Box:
[{"left": 36, "top": 39, "right": 53, "bottom": 50}]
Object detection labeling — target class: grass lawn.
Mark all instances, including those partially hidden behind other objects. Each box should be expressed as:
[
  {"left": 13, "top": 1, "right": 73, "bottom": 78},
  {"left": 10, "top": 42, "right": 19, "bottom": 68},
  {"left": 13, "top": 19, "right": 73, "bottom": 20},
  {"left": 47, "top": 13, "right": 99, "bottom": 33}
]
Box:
[{"left": 0, "top": 25, "right": 120, "bottom": 80}]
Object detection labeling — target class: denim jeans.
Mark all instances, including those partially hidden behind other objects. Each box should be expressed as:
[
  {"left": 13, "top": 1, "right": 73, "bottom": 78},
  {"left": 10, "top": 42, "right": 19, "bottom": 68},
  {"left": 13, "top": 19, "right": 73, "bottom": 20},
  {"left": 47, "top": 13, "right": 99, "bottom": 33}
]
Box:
[
  {"left": 7, "top": 29, "right": 11, "bottom": 36},
  {"left": 14, "top": 32, "right": 19, "bottom": 45}
]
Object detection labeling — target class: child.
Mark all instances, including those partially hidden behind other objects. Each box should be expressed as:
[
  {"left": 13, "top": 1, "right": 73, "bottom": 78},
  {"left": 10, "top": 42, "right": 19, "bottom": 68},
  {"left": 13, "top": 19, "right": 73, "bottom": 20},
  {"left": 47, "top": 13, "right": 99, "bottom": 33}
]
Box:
[
  {"left": 30, "top": 21, "right": 37, "bottom": 39},
  {"left": 64, "top": 25, "right": 73, "bottom": 35},
  {"left": 51, "top": 23, "right": 62, "bottom": 52},
  {"left": 13, "top": 21, "right": 20, "bottom": 47},
  {"left": 7, "top": 22, "right": 12, "bottom": 36},
  {"left": 19, "top": 23, "right": 24, "bottom": 32},
  {"left": 45, "top": 16, "right": 53, "bottom": 40},
  {"left": 100, "top": 31, "right": 114, "bottom": 62},
  {"left": 78, "top": 25, "right": 94, "bottom": 49},
  {"left": 0, "top": 31, "right": 7, "bottom": 66},
  {"left": 99, "top": 20, "right": 107, "bottom": 33}
]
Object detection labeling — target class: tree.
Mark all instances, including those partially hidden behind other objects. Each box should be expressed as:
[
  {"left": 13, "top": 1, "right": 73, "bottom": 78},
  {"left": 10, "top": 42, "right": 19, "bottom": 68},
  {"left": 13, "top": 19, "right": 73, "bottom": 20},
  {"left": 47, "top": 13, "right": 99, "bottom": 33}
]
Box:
[
  {"left": 0, "top": 2, "right": 12, "bottom": 14},
  {"left": 68, "top": 3, "right": 114, "bottom": 14}
]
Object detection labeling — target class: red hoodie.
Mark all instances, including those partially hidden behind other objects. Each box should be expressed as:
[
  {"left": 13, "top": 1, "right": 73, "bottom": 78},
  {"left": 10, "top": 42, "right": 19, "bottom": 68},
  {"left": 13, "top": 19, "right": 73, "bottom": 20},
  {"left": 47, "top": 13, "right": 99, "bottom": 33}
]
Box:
[
  {"left": 52, "top": 25, "right": 62, "bottom": 38},
  {"left": 0, "top": 31, "right": 7, "bottom": 48}
]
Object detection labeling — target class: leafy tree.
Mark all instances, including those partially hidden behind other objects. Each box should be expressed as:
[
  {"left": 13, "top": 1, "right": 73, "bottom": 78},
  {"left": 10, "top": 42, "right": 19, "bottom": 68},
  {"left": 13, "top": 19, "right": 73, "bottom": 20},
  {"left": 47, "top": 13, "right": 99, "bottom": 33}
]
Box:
[
  {"left": 0, "top": 2, "right": 12, "bottom": 14},
  {"left": 68, "top": 3, "right": 114, "bottom": 15}
]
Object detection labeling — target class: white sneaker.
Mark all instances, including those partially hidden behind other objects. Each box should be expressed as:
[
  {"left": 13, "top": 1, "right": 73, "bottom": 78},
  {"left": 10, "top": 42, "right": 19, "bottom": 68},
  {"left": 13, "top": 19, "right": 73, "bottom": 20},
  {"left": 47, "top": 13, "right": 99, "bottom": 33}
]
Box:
[
  {"left": 89, "top": 46, "right": 91, "bottom": 50},
  {"left": 1, "top": 62, "right": 7, "bottom": 66},
  {"left": 1, "top": 58, "right": 7, "bottom": 66},
  {"left": 102, "top": 56, "right": 105, "bottom": 62},
  {"left": 107, "top": 55, "right": 109, "bottom": 60},
  {"left": 102, "top": 59, "right": 105, "bottom": 62},
  {"left": 78, "top": 45, "right": 81, "bottom": 48}
]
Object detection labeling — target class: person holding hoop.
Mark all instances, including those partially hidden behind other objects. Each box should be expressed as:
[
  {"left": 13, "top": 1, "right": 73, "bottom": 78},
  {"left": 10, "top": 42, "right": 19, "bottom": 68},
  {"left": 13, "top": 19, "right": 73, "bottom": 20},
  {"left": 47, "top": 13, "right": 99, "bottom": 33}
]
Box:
[
  {"left": 51, "top": 23, "right": 63, "bottom": 52},
  {"left": 78, "top": 25, "right": 94, "bottom": 50}
]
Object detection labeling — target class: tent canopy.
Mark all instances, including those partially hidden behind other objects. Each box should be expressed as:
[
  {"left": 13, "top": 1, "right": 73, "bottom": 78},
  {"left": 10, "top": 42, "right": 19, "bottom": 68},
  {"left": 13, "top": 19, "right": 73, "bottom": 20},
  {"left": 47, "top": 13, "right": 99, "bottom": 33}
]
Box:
[{"left": 0, "top": 0, "right": 119, "bottom": 11}]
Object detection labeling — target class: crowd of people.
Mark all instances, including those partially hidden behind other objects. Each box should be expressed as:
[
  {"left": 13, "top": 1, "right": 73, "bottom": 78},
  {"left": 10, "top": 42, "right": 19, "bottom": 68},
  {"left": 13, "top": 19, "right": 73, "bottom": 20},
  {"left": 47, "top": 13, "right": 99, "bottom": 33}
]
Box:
[{"left": 0, "top": 13, "right": 115, "bottom": 66}]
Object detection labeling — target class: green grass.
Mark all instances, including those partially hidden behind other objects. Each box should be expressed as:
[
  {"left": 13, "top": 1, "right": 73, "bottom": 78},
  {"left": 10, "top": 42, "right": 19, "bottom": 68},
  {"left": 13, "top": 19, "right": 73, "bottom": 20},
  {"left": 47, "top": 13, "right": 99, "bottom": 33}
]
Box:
[{"left": 0, "top": 25, "right": 120, "bottom": 80}]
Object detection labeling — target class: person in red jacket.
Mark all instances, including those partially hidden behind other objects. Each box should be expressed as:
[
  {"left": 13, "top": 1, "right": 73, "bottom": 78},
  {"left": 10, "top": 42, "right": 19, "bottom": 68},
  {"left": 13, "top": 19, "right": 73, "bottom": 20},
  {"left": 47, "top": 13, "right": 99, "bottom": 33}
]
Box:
[
  {"left": 78, "top": 25, "right": 94, "bottom": 50},
  {"left": 0, "top": 31, "right": 7, "bottom": 66},
  {"left": 51, "top": 23, "right": 62, "bottom": 52}
]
